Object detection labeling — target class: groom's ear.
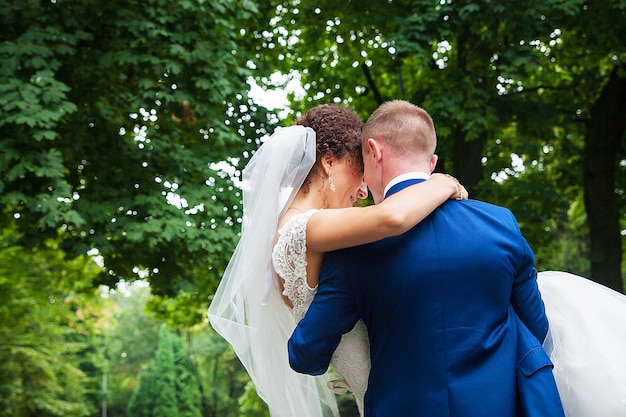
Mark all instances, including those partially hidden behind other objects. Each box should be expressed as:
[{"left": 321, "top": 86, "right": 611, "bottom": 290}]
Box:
[
  {"left": 429, "top": 154, "right": 439, "bottom": 173},
  {"left": 367, "top": 138, "right": 382, "bottom": 166}
]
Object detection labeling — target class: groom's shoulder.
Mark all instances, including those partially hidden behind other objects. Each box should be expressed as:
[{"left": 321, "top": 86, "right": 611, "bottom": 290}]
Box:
[
  {"left": 439, "top": 199, "right": 517, "bottom": 224},
  {"left": 450, "top": 198, "right": 513, "bottom": 214}
]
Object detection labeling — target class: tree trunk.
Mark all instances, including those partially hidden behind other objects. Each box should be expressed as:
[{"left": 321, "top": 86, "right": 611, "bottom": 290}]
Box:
[
  {"left": 583, "top": 64, "right": 626, "bottom": 293},
  {"left": 452, "top": 128, "right": 486, "bottom": 198},
  {"left": 449, "top": 30, "right": 488, "bottom": 198}
]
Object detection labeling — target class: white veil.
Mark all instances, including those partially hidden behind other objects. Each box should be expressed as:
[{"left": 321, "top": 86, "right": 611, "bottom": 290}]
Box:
[{"left": 208, "top": 125, "right": 340, "bottom": 417}]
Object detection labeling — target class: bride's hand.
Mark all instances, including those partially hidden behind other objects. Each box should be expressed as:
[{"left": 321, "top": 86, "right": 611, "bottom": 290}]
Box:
[{"left": 429, "top": 173, "right": 469, "bottom": 200}]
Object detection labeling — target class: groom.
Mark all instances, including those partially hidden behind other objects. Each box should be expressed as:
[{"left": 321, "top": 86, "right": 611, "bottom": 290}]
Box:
[{"left": 288, "top": 100, "right": 565, "bottom": 416}]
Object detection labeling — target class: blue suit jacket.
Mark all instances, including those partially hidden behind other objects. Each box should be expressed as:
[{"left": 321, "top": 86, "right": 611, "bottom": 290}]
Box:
[{"left": 289, "top": 179, "right": 564, "bottom": 417}]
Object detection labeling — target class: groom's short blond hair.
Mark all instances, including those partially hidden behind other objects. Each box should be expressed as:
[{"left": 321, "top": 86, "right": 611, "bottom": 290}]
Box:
[{"left": 362, "top": 100, "right": 437, "bottom": 159}]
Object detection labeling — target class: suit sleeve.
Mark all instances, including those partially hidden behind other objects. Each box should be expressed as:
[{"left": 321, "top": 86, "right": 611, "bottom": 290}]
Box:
[
  {"left": 288, "top": 251, "right": 360, "bottom": 375},
  {"left": 508, "top": 210, "right": 549, "bottom": 342}
]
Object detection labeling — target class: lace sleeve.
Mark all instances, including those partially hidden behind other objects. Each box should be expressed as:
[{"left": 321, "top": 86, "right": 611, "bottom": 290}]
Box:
[{"left": 272, "top": 209, "right": 318, "bottom": 320}]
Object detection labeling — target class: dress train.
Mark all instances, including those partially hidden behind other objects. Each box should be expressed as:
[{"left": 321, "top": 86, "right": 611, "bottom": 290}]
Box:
[{"left": 538, "top": 271, "right": 626, "bottom": 417}]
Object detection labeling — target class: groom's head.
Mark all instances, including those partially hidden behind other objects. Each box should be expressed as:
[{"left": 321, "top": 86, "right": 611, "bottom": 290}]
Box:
[{"left": 361, "top": 100, "right": 438, "bottom": 203}]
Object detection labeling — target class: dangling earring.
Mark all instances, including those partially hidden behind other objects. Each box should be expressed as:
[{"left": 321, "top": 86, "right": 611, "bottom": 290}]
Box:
[{"left": 328, "top": 170, "right": 336, "bottom": 192}]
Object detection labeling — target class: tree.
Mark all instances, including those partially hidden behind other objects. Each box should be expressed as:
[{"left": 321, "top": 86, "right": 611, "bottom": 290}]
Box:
[
  {"left": 0, "top": 0, "right": 272, "bottom": 306},
  {"left": 102, "top": 284, "right": 262, "bottom": 417},
  {"left": 0, "top": 227, "right": 105, "bottom": 416},
  {"left": 556, "top": 3, "right": 626, "bottom": 290},
  {"left": 127, "top": 325, "right": 203, "bottom": 417},
  {"left": 188, "top": 325, "right": 255, "bottom": 417},
  {"left": 102, "top": 283, "right": 160, "bottom": 416}
]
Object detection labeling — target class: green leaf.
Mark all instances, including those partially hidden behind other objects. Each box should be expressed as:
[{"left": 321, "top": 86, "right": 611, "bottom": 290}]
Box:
[{"left": 32, "top": 130, "right": 58, "bottom": 141}]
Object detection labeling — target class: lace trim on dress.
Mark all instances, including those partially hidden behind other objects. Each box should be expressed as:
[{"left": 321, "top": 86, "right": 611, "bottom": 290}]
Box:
[{"left": 272, "top": 209, "right": 318, "bottom": 320}]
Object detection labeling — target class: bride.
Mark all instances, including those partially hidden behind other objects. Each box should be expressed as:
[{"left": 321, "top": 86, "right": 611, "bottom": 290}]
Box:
[
  {"left": 208, "top": 104, "right": 466, "bottom": 417},
  {"left": 208, "top": 104, "right": 626, "bottom": 417}
]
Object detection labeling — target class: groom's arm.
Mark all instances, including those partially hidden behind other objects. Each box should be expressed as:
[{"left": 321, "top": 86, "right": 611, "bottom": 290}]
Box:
[
  {"left": 288, "top": 251, "right": 359, "bottom": 375},
  {"left": 508, "top": 212, "right": 549, "bottom": 342}
]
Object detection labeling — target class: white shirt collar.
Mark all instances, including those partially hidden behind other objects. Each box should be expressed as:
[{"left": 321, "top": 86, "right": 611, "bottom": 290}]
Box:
[{"left": 383, "top": 172, "right": 430, "bottom": 198}]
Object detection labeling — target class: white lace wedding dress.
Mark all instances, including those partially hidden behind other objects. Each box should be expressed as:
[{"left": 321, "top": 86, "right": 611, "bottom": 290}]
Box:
[{"left": 273, "top": 209, "right": 370, "bottom": 416}]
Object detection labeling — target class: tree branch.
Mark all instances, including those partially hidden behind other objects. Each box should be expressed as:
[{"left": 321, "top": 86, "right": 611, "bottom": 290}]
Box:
[{"left": 361, "top": 63, "right": 384, "bottom": 105}]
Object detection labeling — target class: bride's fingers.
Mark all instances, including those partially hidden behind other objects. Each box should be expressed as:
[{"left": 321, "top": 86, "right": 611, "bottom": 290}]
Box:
[
  {"left": 458, "top": 185, "right": 469, "bottom": 200},
  {"left": 441, "top": 173, "right": 466, "bottom": 200},
  {"left": 430, "top": 173, "right": 468, "bottom": 200}
]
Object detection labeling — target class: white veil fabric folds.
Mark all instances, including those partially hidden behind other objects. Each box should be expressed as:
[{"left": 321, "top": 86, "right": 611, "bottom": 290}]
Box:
[{"left": 208, "top": 125, "right": 339, "bottom": 417}]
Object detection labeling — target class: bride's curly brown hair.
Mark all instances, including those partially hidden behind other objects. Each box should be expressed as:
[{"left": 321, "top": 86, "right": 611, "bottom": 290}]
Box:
[{"left": 295, "top": 104, "right": 363, "bottom": 193}]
